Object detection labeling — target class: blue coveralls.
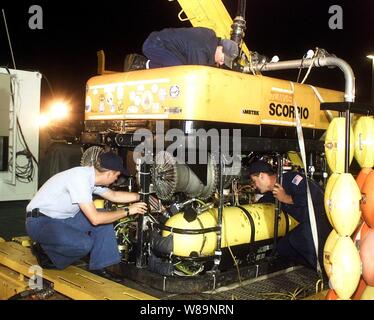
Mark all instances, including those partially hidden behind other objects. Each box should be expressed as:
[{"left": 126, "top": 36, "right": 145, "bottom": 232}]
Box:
[
  {"left": 25, "top": 167, "right": 121, "bottom": 270},
  {"left": 259, "top": 172, "right": 332, "bottom": 270},
  {"left": 142, "top": 27, "right": 218, "bottom": 68}
]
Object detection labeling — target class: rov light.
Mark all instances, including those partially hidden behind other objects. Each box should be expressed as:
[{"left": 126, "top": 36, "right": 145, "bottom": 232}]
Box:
[
  {"left": 270, "top": 55, "right": 279, "bottom": 63},
  {"left": 49, "top": 101, "right": 69, "bottom": 120},
  {"left": 306, "top": 50, "right": 315, "bottom": 59}
]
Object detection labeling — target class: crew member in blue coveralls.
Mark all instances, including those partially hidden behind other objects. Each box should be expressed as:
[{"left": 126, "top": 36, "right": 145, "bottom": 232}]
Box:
[
  {"left": 142, "top": 27, "right": 239, "bottom": 69},
  {"left": 248, "top": 161, "right": 332, "bottom": 272},
  {"left": 26, "top": 152, "right": 147, "bottom": 280}
]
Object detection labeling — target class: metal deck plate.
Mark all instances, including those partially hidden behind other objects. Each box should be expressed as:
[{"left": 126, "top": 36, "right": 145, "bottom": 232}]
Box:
[{"left": 164, "top": 267, "right": 326, "bottom": 300}]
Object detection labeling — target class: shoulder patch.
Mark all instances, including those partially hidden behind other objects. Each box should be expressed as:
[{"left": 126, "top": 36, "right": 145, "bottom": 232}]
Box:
[{"left": 292, "top": 174, "right": 304, "bottom": 186}]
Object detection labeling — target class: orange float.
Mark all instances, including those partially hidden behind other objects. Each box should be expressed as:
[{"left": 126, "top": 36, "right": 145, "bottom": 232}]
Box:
[
  {"left": 325, "top": 288, "right": 338, "bottom": 300},
  {"left": 356, "top": 168, "right": 373, "bottom": 191},
  {"left": 361, "top": 171, "right": 374, "bottom": 228},
  {"left": 360, "top": 227, "right": 374, "bottom": 286},
  {"left": 351, "top": 277, "right": 368, "bottom": 300},
  {"left": 353, "top": 221, "right": 370, "bottom": 243}
]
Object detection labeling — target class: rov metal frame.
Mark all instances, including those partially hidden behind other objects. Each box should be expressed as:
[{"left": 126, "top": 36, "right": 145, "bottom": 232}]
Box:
[{"left": 134, "top": 131, "right": 326, "bottom": 269}]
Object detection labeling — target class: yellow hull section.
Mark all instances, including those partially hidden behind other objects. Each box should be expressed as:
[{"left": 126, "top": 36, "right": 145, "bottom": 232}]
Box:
[{"left": 85, "top": 66, "right": 342, "bottom": 129}]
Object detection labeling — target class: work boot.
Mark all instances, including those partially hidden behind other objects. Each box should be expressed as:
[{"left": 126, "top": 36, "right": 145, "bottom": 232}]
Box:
[
  {"left": 124, "top": 53, "right": 147, "bottom": 71},
  {"left": 91, "top": 267, "right": 123, "bottom": 283},
  {"left": 31, "top": 242, "right": 57, "bottom": 269}
]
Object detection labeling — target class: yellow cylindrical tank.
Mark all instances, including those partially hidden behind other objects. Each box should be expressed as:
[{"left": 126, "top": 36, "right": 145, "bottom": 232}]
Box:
[
  {"left": 329, "top": 236, "right": 361, "bottom": 300},
  {"left": 329, "top": 173, "right": 361, "bottom": 236},
  {"left": 220, "top": 204, "right": 299, "bottom": 247},
  {"left": 162, "top": 209, "right": 218, "bottom": 257},
  {"left": 324, "top": 117, "right": 354, "bottom": 173},
  {"left": 353, "top": 116, "right": 374, "bottom": 168},
  {"left": 162, "top": 203, "right": 298, "bottom": 257}
]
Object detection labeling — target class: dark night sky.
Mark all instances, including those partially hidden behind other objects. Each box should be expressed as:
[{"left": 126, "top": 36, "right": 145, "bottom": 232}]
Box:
[{"left": 0, "top": 0, "right": 373, "bottom": 122}]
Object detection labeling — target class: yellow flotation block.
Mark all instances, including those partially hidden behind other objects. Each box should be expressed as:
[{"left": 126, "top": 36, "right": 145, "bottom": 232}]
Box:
[
  {"left": 325, "top": 117, "right": 354, "bottom": 173},
  {"left": 353, "top": 116, "right": 374, "bottom": 168},
  {"left": 329, "top": 236, "right": 361, "bottom": 300},
  {"left": 323, "top": 229, "right": 340, "bottom": 278},
  {"left": 324, "top": 173, "right": 341, "bottom": 226},
  {"left": 328, "top": 173, "right": 361, "bottom": 236}
]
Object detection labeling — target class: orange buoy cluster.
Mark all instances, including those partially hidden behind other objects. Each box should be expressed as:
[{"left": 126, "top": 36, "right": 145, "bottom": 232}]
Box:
[
  {"left": 354, "top": 116, "right": 374, "bottom": 299},
  {"left": 324, "top": 116, "right": 374, "bottom": 300}
]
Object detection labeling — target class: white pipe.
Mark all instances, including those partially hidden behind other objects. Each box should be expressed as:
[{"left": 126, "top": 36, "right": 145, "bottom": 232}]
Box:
[{"left": 250, "top": 57, "right": 356, "bottom": 102}]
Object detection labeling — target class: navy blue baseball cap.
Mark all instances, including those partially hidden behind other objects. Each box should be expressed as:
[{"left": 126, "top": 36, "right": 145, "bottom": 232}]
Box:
[
  {"left": 99, "top": 152, "right": 128, "bottom": 174},
  {"left": 247, "top": 161, "right": 274, "bottom": 176}
]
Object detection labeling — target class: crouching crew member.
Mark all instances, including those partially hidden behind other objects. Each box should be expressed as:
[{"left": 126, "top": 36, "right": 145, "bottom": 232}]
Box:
[
  {"left": 248, "top": 161, "right": 332, "bottom": 272},
  {"left": 26, "top": 152, "right": 147, "bottom": 279}
]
